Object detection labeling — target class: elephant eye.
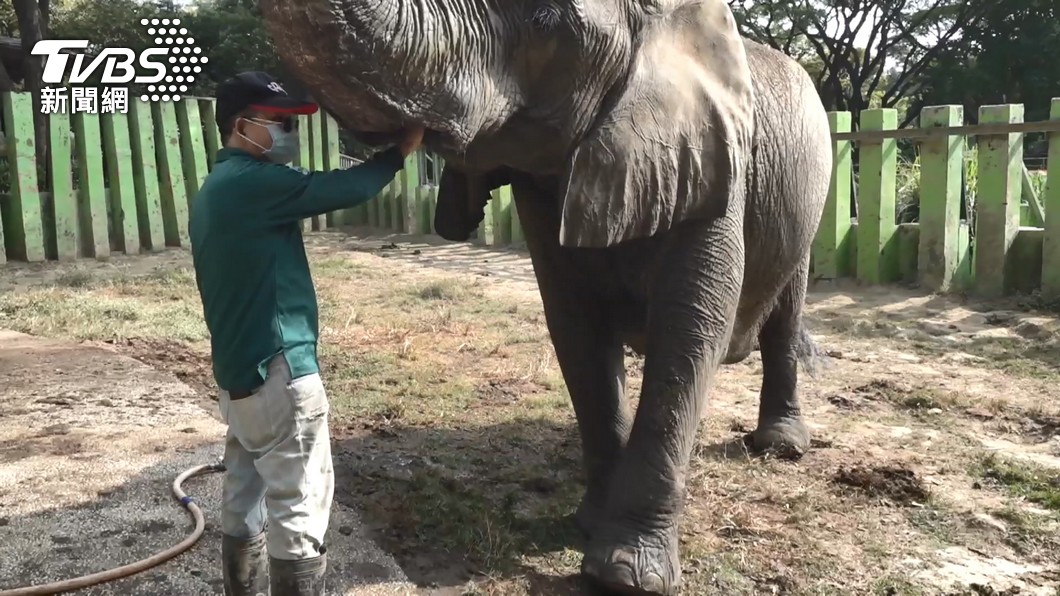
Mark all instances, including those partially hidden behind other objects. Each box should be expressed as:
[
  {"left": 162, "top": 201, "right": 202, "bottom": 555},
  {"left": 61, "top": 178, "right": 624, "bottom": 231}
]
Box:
[{"left": 531, "top": 3, "right": 562, "bottom": 31}]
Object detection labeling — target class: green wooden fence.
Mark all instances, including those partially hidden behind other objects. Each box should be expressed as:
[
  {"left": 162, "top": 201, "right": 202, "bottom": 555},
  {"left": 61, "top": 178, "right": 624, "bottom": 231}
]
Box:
[
  {"left": 812, "top": 100, "right": 1060, "bottom": 301},
  {"left": 327, "top": 99, "right": 1060, "bottom": 302},
  {"left": 2, "top": 91, "right": 1059, "bottom": 302},
  {"left": 0, "top": 91, "right": 351, "bottom": 262}
]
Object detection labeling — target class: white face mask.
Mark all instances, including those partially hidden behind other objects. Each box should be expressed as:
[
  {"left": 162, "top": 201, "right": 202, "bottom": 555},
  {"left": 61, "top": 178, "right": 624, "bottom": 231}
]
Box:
[{"left": 238, "top": 117, "right": 300, "bottom": 164}]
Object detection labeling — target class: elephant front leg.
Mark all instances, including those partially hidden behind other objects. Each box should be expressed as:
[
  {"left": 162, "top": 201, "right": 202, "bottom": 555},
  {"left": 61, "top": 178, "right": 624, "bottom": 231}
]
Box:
[
  {"left": 545, "top": 301, "right": 630, "bottom": 538},
  {"left": 746, "top": 255, "right": 812, "bottom": 458},
  {"left": 581, "top": 217, "right": 744, "bottom": 596},
  {"left": 507, "top": 182, "right": 631, "bottom": 539}
]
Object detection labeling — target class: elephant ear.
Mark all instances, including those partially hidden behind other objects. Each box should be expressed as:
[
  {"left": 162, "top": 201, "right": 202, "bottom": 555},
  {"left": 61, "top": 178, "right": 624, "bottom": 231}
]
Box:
[{"left": 557, "top": 0, "right": 755, "bottom": 247}]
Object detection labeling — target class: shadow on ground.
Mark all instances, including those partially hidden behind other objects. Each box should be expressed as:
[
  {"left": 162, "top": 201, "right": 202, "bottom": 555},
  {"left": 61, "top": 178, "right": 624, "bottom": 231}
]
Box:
[
  {"left": 0, "top": 452, "right": 416, "bottom": 595},
  {"left": 331, "top": 416, "right": 768, "bottom": 595}
]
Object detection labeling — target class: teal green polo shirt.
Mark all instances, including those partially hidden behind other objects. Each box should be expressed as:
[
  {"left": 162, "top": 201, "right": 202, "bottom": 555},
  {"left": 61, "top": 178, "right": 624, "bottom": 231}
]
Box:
[{"left": 189, "top": 146, "right": 405, "bottom": 394}]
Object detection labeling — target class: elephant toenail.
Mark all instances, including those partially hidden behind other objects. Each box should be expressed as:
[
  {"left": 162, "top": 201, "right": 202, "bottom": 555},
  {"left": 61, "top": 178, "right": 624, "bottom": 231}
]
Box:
[
  {"left": 641, "top": 571, "right": 666, "bottom": 592},
  {"left": 608, "top": 546, "right": 638, "bottom": 567}
]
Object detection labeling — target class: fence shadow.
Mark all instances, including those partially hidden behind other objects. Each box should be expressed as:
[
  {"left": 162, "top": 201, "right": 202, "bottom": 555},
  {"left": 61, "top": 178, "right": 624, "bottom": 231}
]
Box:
[{"left": 319, "top": 226, "right": 540, "bottom": 288}]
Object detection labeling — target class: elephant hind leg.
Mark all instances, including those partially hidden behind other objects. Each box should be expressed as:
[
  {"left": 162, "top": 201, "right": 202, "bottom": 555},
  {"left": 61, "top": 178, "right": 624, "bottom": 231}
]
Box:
[{"left": 745, "top": 254, "right": 818, "bottom": 459}]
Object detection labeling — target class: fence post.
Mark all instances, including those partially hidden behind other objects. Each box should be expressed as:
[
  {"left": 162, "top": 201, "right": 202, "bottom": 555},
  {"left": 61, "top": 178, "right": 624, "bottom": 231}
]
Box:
[
  {"left": 72, "top": 111, "right": 111, "bottom": 258},
  {"left": 308, "top": 112, "right": 326, "bottom": 230},
  {"left": 412, "top": 185, "right": 432, "bottom": 234},
  {"left": 295, "top": 114, "right": 312, "bottom": 232},
  {"left": 813, "top": 111, "right": 852, "bottom": 280},
  {"left": 1, "top": 92, "right": 45, "bottom": 262},
  {"left": 398, "top": 152, "right": 420, "bottom": 233},
  {"left": 322, "top": 115, "right": 344, "bottom": 226},
  {"left": 128, "top": 99, "right": 166, "bottom": 251},
  {"left": 199, "top": 99, "right": 221, "bottom": 171},
  {"left": 975, "top": 104, "right": 1024, "bottom": 298},
  {"left": 426, "top": 185, "right": 434, "bottom": 232},
  {"left": 153, "top": 102, "right": 191, "bottom": 247},
  {"left": 490, "top": 186, "right": 513, "bottom": 246},
  {"left": 176, "top": 99, "right": 209, "bottom": 201},
  {"left": 857, "top": 108, "right": 899, "bottom": 284},
  {"left": 101, "top": 112, "right": 140, "bottom": 255},
  {"left": 381, "top": 182, "right": 395, "bottom": 229},
  {"left": 49, "top": 111, "right": 77, "bottom": 260},
  {"left": 366, "top": 184, "right": 380, "bottom": 228},
  {"left": 510, "top": 194, "right": 524, "bottom": 247},
  {"left": 917, "top": 105, "right": 964, "bottom": 291},
  {"left": 1043, "top": 98, "right": 1060, "bottom": 300}
]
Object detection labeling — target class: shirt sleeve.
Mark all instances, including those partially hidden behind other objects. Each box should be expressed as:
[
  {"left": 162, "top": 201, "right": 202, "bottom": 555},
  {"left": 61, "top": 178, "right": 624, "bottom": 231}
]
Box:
[{"left": 253, "top": 147, "right": 407, "bottom": 224}]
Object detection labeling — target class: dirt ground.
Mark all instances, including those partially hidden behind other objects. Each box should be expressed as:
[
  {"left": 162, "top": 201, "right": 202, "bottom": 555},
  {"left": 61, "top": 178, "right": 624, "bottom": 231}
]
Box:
[
  {"left": 0, "top": 328, "right": 421, "bottom": 595},
  {"left": 0, "top": 227, "right": 1058, "bottom": 596}
]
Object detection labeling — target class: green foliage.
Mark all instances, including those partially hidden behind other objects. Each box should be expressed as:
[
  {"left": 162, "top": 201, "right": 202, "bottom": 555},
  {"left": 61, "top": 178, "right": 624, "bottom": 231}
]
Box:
[
  {"left": 178, "top": 0, "right": 283, "bottom": 95},
  {"left": 0, "top": 2, "right": 19, "bottom": 36},
  {"left": 50, "top": 0, "right": 174, "bottom": 56},
  {"left": 42, "top": 0, "right": 282, "bottom": 97},
  {"left": 916, "top": 0, "right": 1060, "bottom": 128},
  {"left": 728, "top": 0, "right": 984, "bottom": 124}
]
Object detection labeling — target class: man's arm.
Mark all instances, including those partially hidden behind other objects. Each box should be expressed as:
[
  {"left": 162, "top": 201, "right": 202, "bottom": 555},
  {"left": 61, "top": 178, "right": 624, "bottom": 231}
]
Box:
[
  {"left": 255, "top": 146, "right": 403, "bottom": 223},
  {"left": 254, "top": 127, "right": 425, "bottom": 224}
]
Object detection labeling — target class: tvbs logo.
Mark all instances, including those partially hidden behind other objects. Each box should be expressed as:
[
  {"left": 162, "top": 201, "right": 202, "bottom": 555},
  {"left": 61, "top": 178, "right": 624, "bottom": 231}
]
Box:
[{"left": 31, "top": 18, "right": 207, "bottom": 114}]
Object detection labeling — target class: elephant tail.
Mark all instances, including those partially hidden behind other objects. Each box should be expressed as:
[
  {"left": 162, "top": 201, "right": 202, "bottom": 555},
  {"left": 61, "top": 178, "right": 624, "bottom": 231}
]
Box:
[{"left": 794, "top": 323, "right": 830, "bottom": 379}]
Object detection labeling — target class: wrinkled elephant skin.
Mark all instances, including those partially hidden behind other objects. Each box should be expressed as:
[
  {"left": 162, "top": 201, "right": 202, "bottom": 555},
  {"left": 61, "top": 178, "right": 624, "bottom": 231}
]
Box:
[{"left": 258, "top": 1, "right": 833, "bottom": 593}]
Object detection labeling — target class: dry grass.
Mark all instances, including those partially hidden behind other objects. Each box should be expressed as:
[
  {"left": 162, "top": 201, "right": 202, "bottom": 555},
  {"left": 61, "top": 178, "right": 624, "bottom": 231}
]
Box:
[{"left": 1, "top": 234, "right": 1059, "bottom": 595}]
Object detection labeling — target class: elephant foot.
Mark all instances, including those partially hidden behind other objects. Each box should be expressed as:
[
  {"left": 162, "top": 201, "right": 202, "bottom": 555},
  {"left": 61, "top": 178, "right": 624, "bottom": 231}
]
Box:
[
  {"left": 581, "top": 522, "right": 680, "bottom": 596},
  {"left": 744, "top": 416, "right": 811, "bottom": 460}
]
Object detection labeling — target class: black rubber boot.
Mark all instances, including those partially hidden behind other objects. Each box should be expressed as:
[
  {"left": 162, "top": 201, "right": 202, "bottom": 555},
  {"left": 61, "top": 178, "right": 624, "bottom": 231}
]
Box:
[
  {"left": 269, "top": 547, "right": 327, "bottom": 596},
  {"left": 222, "top": 532, "right": 269, "bottom": 596}
]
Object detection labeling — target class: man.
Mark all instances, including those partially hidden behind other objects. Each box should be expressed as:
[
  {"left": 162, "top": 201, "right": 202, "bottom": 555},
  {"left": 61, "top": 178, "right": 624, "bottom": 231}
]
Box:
[{"left": 189, "top": 71, "right": 423, "bottom": 596}]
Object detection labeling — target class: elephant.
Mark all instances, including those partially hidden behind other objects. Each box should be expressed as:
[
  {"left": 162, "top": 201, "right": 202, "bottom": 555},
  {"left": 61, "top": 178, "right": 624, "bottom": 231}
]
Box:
[{"left": 258, "top": 0, "right": 833, "bottom": 593}]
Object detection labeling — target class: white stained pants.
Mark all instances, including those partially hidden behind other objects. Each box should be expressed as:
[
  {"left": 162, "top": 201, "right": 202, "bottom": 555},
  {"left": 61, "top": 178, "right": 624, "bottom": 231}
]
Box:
[{"left": 217, "top": 355, "right": 334, "bottom": 560}]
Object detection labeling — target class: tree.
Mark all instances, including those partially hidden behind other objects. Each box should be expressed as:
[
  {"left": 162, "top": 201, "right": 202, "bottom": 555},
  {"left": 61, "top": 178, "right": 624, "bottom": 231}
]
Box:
[
  {"left": 728, "top": 0, "right": 987, "bottom": 127},
  {"left": 915, "top": 0, "right": 1060, "bottom": 126},
  {"left": 180, "top": 0, "right": 284, "bottom": 95},
  {"left": 12, "top": 0, "right": 49, "bottom": 163}
]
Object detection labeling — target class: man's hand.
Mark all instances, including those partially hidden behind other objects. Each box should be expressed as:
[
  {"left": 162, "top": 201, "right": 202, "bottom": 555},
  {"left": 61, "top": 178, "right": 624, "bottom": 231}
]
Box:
[{"left": 399, "top": 126, "right": 425, "bottom": 157}]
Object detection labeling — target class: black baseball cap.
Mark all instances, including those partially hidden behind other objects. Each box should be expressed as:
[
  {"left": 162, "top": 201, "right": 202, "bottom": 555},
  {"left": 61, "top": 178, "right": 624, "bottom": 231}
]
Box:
[{"left": 215, "top": 71, "right": 318, "bottom": 131}]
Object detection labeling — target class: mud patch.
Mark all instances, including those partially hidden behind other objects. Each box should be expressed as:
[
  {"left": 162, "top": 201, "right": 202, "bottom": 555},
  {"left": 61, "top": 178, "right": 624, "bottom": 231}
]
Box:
[
  {"left": 475, "top": 378, "right": 544, "bottom": 405},
  {"left": 832, "top": 465, "right": 930, "bottom": 504},
  {"left": 102, "top": 337, "right": 215, "bottom": 399}
]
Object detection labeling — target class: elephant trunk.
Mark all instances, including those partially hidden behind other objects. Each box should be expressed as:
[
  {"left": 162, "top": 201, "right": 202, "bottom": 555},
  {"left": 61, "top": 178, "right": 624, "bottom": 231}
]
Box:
[{"left": 259, "top": 0, "right": 507, "bottom": 152}]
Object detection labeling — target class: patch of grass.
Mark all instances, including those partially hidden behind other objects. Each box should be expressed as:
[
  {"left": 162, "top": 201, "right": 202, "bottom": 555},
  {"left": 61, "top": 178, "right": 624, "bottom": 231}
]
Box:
[
  {"left": 55, "top": 269, "right": 95, "bottom": 288},
  {"left": 895, "top": 390, "right": 959, "bottom": 412},
  {"left": 870, "top": 576, "right": 928, "bottom": 596},
  {"left": 848, "top": 379, "right": 962, "bottom": 415},
  {"left": 412, "top": 279, "right": 480, "bottom": 302},
  {"left": 991, "top": 502, "right": 1057, "bottom": 555},
  {"left": 313, "top": 256, "right": 372, "bottom": 276},
  {"left": 0, "top": 286, "right": 207, "bottom": 341},
  {"left": 974, "top": 454, "right": 1060, "bottom": 512},
  {"left": 906, "top": 503, "right": 961, "bottom": 546},
  {"left": 911, "top": 338, "right": 1060, "bottom": 382}
]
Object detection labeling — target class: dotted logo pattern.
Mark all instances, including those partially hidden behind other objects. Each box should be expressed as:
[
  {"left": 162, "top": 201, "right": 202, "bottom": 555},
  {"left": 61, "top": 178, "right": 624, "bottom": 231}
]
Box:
[{"left": 137, "top": 17, "right": 207, "bottom": 102}]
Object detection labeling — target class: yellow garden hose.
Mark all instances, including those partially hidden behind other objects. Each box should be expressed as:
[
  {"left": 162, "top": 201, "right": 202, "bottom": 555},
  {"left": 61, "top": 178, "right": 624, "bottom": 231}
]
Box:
[{"left": 0, "top": 462, "right": 225, "bottom": 596}]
